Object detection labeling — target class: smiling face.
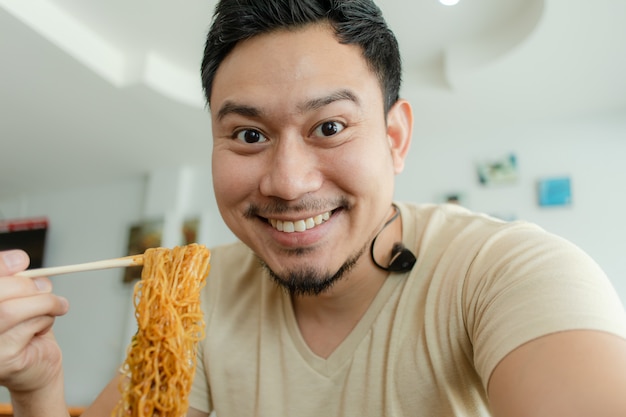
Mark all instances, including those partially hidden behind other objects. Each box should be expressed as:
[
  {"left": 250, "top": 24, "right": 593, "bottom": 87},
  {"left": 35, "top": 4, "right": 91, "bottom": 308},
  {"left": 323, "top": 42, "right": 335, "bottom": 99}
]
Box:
[{"left": 210, "top": 23, "right": 412, "bottom": 295}]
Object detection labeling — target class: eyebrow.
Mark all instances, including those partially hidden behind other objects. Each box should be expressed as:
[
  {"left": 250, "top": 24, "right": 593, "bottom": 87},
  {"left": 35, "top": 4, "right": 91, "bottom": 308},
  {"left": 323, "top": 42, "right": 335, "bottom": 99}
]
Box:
[
  {"left": 297, "top": 89, "right": 360, "bottom": 113},
  {"left": 216, "top": 102, "right": 261, "bottom": 121},
  {"left": 215, "top": 89, "right": 360, "bottom": 121}
]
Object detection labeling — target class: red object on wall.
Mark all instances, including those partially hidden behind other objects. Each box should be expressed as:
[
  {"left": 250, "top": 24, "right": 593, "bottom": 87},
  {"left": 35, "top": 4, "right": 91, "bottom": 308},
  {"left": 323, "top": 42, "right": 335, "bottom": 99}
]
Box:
[{"left": 0, "top": 217, "right": 49, "bottom": 269}]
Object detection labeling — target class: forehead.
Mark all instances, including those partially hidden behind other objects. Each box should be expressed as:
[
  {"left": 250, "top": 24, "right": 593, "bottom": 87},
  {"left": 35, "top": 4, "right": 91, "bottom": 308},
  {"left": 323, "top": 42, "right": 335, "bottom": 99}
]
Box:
[{"left": 210, "top": 24, "right": 382, "bottom": 112}]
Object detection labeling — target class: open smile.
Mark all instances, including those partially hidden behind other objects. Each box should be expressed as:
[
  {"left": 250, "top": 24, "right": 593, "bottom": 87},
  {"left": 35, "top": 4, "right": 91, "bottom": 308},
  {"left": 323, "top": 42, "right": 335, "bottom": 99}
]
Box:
[{"left": 267, "top": 210, "right": 332, "bottom": 233}]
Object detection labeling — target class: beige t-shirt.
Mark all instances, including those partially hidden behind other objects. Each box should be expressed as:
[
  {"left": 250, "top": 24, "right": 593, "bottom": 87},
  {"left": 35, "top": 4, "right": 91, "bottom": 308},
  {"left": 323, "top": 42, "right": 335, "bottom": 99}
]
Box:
[{"left": 188, "top": 203, "right": 626, "bottom": 416}]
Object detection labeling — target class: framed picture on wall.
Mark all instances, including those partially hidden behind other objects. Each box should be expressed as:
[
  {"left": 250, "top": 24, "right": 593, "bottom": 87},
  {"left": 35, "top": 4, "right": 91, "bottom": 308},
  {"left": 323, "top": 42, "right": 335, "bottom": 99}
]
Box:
[
  {"left": 476, "top": 153, "right": 518, "bottom": 186},
  {"left": 440, "top": 192, "right": 466, "bottom": 206},
  {"left": 0, "top": 217, "right": 48, "bottom": 269},
  {"left": 537, "top": 177, "right": 572, "bottom": 207},
  {"left": 182, "top": 217, "right": 200, "bottom": 244},
  {"left": 123, "top": 219, "right": 163, "bottom": 283}
]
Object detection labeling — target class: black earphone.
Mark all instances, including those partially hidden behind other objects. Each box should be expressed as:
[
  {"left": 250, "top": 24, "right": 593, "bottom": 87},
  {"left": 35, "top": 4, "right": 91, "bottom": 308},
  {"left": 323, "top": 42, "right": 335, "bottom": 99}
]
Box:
[{"left": 370, "top": 205, "right": 417, "bottom": 273}]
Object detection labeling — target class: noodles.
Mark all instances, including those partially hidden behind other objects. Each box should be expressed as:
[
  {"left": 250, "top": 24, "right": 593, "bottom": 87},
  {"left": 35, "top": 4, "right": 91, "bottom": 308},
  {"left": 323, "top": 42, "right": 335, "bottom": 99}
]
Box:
[{"left": 113, "top": 243, "right": 211, "bottom": 417}]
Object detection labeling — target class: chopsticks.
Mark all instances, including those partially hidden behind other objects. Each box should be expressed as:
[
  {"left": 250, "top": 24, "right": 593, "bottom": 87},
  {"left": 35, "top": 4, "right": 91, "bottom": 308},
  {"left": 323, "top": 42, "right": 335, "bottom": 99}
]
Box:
[{"left": 15, "top": 255, "right": 144, "bottom": 278}]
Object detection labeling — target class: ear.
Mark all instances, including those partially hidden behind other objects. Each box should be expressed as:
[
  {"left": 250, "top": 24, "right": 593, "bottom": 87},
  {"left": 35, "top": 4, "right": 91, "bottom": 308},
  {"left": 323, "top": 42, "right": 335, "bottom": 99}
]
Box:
[{"left": 386, "top": 99, "right": 413, "bottom": 174}]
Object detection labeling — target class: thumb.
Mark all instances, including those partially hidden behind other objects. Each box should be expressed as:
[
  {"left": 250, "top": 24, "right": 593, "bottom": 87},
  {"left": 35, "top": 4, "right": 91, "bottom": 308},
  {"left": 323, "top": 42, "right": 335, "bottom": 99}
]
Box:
[{"left": 0, "top": 250, "right": 30, "bottom": 275}]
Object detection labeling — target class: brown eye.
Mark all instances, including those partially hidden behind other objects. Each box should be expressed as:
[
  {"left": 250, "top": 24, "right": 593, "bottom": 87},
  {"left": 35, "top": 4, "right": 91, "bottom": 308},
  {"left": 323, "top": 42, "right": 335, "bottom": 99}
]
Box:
[
  {"left": 235, "top": 129, "right": 267, "bottom": 144},
  {"left": 314, "top": 121, "right": 344, "bottom": 137}
]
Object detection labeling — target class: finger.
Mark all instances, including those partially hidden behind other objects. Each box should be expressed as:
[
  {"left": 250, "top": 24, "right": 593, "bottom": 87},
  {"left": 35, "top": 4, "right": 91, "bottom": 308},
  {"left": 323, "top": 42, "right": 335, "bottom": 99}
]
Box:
[
  {"left": 0, "top": 293, "right": 69, "bottom": 335},
  {"left": 0, "top": 250, "right": 30, "bottom": 275},
  {"left": 0, "top": 275, "right": 52, "bottom": 303},
  {"left": 0, "top": 315, "right": 58, "bottom": 358}
]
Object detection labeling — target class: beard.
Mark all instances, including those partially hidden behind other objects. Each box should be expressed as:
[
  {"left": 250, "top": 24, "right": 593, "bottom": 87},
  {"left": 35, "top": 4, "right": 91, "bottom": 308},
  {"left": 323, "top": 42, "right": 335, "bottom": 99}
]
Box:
[{"left": 259, "top": 245, "right": 365, "bottom": 297}]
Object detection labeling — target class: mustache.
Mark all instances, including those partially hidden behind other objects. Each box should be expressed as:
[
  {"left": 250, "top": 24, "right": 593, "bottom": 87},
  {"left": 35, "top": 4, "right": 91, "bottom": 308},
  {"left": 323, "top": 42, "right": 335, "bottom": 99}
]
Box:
[{"left": 244, "top": 197, "right": 351, "bottom": 219}]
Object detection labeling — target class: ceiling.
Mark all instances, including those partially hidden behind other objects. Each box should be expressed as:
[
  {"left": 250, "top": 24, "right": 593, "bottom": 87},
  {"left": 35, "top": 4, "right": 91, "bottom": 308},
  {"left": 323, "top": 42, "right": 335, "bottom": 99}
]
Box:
[{"left": 1, "top": 0, "right": 625, "bottom": 201}]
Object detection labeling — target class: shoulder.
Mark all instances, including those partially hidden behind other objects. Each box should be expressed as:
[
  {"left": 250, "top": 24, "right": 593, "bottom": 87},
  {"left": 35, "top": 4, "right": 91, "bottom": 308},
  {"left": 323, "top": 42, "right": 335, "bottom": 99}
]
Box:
[
  {"left": 200, "top": 241, "right": 265, "bottom": 318},
  {"left": 396, "top": 201, "right": 552, "bottom": 257},
  {"left": 396, "top": 201, "right": 626, "bottom": 384},
  {"left": 397, "top": 201, "right": 521, "bottom": 234},
  {"left": 208, "top": 240, "right": 258, "bottom": 275},
  {"left": 206, "top": 241, "right": 263, "bottom": 291}
]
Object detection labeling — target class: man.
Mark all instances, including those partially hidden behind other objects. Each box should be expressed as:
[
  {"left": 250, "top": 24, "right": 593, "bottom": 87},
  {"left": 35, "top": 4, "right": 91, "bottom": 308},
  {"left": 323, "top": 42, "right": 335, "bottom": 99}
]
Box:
[{"left": 2, "top": 0, "right": 626, "bottom": 416}]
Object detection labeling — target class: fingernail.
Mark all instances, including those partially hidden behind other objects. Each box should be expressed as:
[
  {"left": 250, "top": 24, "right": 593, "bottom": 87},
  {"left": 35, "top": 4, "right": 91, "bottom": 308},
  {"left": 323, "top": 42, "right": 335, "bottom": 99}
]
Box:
[
  {"left": 33, "top": 277, "right": 51, "bottom": 292},
  {"left": 3, "top": 250, "right": 26, "bottom": 271},
  {"left": 59, "top": 296, "right": 69, "bottom": 311}
]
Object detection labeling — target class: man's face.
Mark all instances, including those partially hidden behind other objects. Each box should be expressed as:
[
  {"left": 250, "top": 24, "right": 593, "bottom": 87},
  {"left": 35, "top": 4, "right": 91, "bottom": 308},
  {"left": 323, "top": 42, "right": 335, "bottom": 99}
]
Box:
[{"left": 210, "top": 24, "right": 407, "bottom": 292}]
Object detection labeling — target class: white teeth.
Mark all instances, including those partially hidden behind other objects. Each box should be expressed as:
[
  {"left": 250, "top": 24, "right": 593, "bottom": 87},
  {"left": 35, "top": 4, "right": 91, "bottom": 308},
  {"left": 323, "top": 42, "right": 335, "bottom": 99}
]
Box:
[
  {"left": 269, "top": 211, "right": 332, "bottom": 233},
  {"left": 294, "top": 220, "right": 306, "bottom": 232},
  {"left": 283, "top": 221, "right": 295, "bottom": 233}
]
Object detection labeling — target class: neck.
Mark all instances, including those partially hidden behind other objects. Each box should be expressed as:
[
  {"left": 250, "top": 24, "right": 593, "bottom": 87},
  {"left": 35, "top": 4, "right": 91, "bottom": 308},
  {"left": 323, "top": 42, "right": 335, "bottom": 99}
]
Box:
[
  {"left": 290, "top": 205, "right": 402, "bottom": 357},
  {"left": 291, "top": 264, "right": 387, "bottom": 358}
]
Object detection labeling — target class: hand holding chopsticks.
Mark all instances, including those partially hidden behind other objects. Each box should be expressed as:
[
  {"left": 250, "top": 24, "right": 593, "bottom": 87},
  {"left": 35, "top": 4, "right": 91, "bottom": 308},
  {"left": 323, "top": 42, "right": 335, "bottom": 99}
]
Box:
[{"left": 15, "top": 254, "right": 144, "bottom": 278}]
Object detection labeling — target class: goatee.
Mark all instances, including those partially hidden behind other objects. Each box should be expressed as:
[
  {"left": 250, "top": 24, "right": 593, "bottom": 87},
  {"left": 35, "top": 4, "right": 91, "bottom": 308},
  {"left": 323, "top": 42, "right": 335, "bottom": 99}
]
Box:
[{"left": 260, "top": 248, "right": 364, "bottom": 297}]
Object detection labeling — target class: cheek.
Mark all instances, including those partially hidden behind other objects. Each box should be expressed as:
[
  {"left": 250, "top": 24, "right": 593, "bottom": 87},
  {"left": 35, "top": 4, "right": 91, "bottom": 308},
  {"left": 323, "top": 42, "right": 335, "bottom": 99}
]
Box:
[
  {"left": 212, "top": 154, "right": 256, "bottom": 208},
  {"left": 332, "top": 141, "right": 395, "bottom": 196},
  {"left": 212, "top": 155, "right": 257, "bottom": 240}
]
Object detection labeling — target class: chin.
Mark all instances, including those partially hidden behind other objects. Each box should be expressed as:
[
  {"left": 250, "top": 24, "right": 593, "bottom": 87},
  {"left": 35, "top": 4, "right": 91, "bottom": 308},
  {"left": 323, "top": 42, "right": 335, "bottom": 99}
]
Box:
[{"left": 257, "top": 246, "right": 364, "bottom": 297}]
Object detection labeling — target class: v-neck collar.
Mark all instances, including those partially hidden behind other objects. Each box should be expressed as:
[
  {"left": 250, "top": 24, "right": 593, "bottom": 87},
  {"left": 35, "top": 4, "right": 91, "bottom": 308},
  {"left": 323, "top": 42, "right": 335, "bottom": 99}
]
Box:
[{"left": 281, "top": 266, "right": 406, "bottom": 377}]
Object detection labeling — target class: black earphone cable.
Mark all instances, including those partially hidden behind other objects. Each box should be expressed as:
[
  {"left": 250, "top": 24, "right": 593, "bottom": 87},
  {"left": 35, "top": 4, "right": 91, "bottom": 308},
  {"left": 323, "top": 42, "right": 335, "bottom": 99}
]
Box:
[{"left": 370, "top": 205, "right": 401, "bottom": 271}]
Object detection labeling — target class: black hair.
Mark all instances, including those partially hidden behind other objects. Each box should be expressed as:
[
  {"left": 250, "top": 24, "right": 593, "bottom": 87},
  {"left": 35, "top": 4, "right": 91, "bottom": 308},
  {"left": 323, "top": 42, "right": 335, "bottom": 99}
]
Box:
[{"left": 200, "top": 0, "right": 402, "bottom": 113}]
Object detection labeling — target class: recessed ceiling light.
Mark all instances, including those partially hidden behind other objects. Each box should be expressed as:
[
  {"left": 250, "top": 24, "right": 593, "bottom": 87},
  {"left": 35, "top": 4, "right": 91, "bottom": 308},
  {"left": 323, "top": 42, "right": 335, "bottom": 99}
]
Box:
[{"left": 439, "top": 0, "right": 460, "bottom": 5}]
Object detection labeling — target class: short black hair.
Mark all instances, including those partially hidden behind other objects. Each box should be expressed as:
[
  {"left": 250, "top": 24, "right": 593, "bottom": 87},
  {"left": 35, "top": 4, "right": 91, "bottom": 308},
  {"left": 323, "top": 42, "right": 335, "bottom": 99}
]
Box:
[{"left": 200, "top": 0, "right": 402, "bottom": 113}]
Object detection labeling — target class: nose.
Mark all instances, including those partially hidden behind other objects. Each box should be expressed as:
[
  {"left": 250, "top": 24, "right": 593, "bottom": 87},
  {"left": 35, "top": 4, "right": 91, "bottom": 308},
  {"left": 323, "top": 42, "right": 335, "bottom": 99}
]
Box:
[{"left": 259, "top": 137, "right": 323, "bottom": 201}]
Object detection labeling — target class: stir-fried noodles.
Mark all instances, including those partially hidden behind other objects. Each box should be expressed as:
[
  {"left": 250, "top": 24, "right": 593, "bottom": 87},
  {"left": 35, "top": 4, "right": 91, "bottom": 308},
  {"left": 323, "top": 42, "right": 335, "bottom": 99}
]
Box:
[{"left": 113, "top": 243, "right": 210, "bottom": 417}]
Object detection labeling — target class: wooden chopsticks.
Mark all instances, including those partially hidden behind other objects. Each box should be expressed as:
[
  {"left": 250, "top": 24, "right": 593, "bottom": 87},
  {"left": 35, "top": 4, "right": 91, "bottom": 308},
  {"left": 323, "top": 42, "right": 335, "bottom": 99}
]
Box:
[{"left": 14, "top": 255, "right": 144, "bottom": 278}]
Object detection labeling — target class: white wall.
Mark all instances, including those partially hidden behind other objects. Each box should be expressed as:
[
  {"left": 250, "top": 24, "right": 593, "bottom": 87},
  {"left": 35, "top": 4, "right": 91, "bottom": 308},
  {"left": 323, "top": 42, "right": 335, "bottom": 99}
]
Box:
[
  {"left": 397, "top": 107, "right": 626, "bottom": 300},
  {"left": 0, "top": 107, "right": 625, "bottom": 406}
]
